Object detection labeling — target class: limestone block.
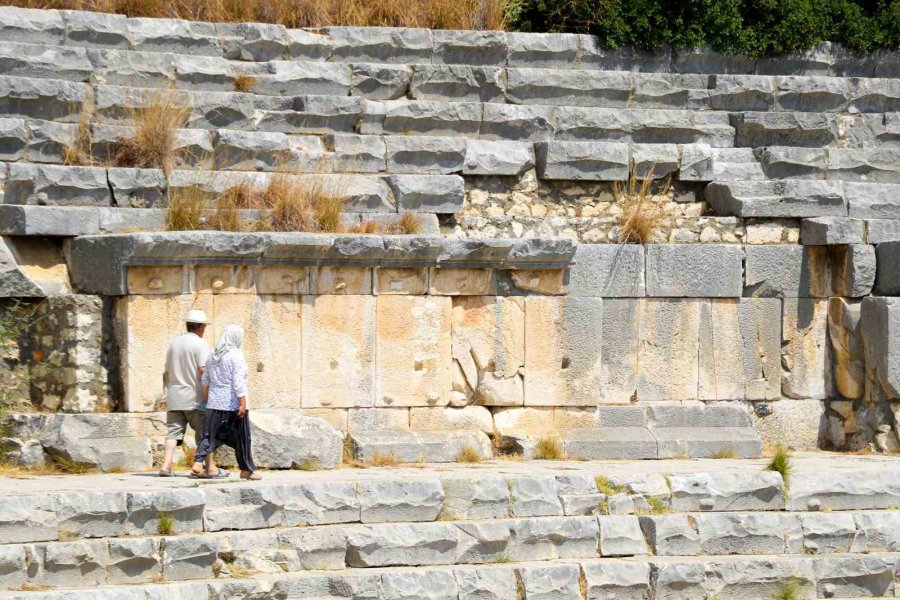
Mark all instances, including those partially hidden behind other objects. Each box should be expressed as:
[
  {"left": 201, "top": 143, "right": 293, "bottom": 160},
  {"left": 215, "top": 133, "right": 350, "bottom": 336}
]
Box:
[
  {"left": 352, "top": 63, "right": 411, "bottom": 100},
  {"left": 732, "top": 111, "right": 837, "bottom": 147},
  {"left": 386, "top": 174, "right": 465, "bottom": 213},
  {"left": 507, "top": 68, "right": 632, "bottom": 107},
  {"left": 429, "top": 269, "right": 496, "bottom": 295},
  {"left": 0, "top": 6, "right": 65, "bottom": 44},
  {"left": 800, "top": 512, "right": 859, "bottom": 554},
  {"left": 534, "top": 141, "right": 629, "bottom": 180},
  {"left": 125, "top": 18, "right": 219, "bottom": 55},
  {"left": 5, "top": 163, "right": 111, "bottom": 207},
  {"left": 524, "top": 297, "right": 603, "bottom": 406},
  {"left": 40, "top": 413, "right": 154, "bottom": 472},
  {"left": 580, "top": 560, "right": 651, "bottom": 600},
  {"left": 0, "top": 75, "right": 87, "bottom": 122},
  {"left": 454, "top": 565, "right": 519, "bottom": 600},
  {"left": 55, "top": 492, "right": 127, "bottom": 539},
  {"left": 378, "top": 100, "right": 483, "bottom": 137},
  {"left": 440, "top": 477, "right": 510, "bottom": 520},
  {"left": 556, "top": 107, "right": 734, "bottom": 146},
  {"left": 0, "top": 42, "right": 92, "bottom": 83},
  {"left": 653, "top": 426, "right": 762, "bottom": 458},
  {"left": 560, "top": 494, "right": 606, "bottom": 516},
  {"left": 705, "top": 556, "right": 816, "bottom": 600},
  {"left": 462, "top": 140, "right": 534, "bottom": 176},
  {"left": 373, "top": 267, "right": 427, "bottom": 295},
  {"left": 0, "top": 544, "right": 26, "bottom": 590},
  {"left": 650, "top": 560, "right": 705, "bottom": 600},
  {"left": 125, "top": 488, "right": 205, "bottom": 536},
  {"left": 828, "top": 298, "right": 865, "bottom": 399},
  {"left": 0, "top": 495, "right": 58, "bottom": 543},
  {"left": 313, "top": 267, "right": 372, "bottom": 295},
  {"left": 249, "top": 412, "right": 342, "bottom": 469},
  {"left": 508, "top": 476, "right": 563, "bottom": 517},
  {"left": 161, "top": 535, "right": 219, "bottom": 581},
  {"left": 358, "top": 479, "right": 444, "bottom": 523},
  {"left": 699, "top": 299, "right": 782, "bottom": 401},
  {"left": 829, "top": 244, "right": 876, "bottom": 297},
  {"left": 813, "top": 556, "right": 896, "bottom": 598},
  {"left": 347, "top": 407, "right": 409, "bottom": 433},
  {"left": 173, "top": 55, "right": 234, "bottom": 91},
  {"left": 108, "top": 168, "right": 167, "bottom": 208},
  {"left": 455, "top": 521, "right": 513, "bottom": 563},
  {"left": 385, "top": 136, "right": 466, "bottom": 175},
  {"left": 787, "top": 467, "right": 900, "bottom": 511},
  {"left": 277, "top": 527, "right": 347, "bottom": 570},
  {"left": 669, "top": 471, "right": 785, "bottom": 512},
  {"left": 410, "top": 65, "right": 504, "bottom": 102},
  {"left": 39, "top": 539, "right": 108, "bottom": 587},
  {"left": 508, "top": 517, "right": 598, "bottom": 560},
  {"left": 866, "top": 219, "right": 900, "bottom": 243},
  {"left": 480, "top": 104, "right": 554, "bottom": 142},
  {"left": 507, "top": 32, "right": 579, "bottom": 67},
  {"left": 705, "top": 179, "right": 846, "bottom": 218},
  {"left": 432, "top": 30, "right": 507, "bottom": 66},
  {"left": 351, "top": 430, "right": 492, "bottom": 463},
  {"left": 345, "top": 522, "right": 460, "bottom": 567},
  {"left": 107, "top": 537, "right": 161, "bottom": 584},
  {"left": 598, "top": 299, "right": 641, "bottom": 402},
  {"left": 376, "top": 295, "right": 451, "bottom": 407},
  {"left": 637, "top": 299, "right": 700, "bottom": 401},
  {"left": 694, "top": 512, "right": 795, "bottom": 555},
  {"left": 325, "top": 134, "right": 386, "bottom": 173},
  {"left": 219, "top": 22, "right": 288, "bottom": 61},
  {"left": 597, "top": 515, "right": 649, "bottom": 556},
  {"left": 847, "top": 182, "right": 900, "bottom": 218},
  {"left": 854, "top": 511, "right": 900, "bottom": 551},
  {"left": 0, "top": 236, "right": 67, "bottom": 297},
  {"left": 751, "top": 398, "right": 825, "bottom": 452},
  {"left": 801, "top": 217, "right": 865, "bottom": 244},
  {"left": 90, "top": 49, "right": 175, "bottom": 88},
  {"left": 254, "top": 267, "right": 310, "bottom": 295},
  {"left": 451, "top": 296, "right": 524, "bottom": 406},
  {"left": 757, "top": 146, "right": 826, "bottom": 180},
  {"left": 328, "top": 27, "right": 432, "bottom": 63},
  {"left": 410, "top": 406, "right": 494, "bottom": 433},
  {"left": 782, "top": 298, "right": 831, "bottom": 400},
  {"left": 99, "top": 207, "right": 165, "bottom": 233},
  {"left": 563, "top": 428, "right": 659, "bottom": 460},
  {"left": 256, "top": 61, "right": 350, "bottom": 96},
  {"left": 278, "top": 481, "right": 360, "bottom": 527},
  {"left": 302, "top": 295, "right": 375, "bottom": 408},
  {"left": 828, "top": 148, "right": 900, "bottom": 183},
  {"left": 745, "top": 245, "right": 828, "bottom": 298},
  {"left": 639, "top": 515, "right": 700, "bottom": 556},
  {"left": 646, "top": 244, "right": 742, "bottom": 297},
  {"left": 492, "top": 407, "right": 555, "bottom": 436},
  {"left": 262, "top": 96, "right": 363, "bottom": 135},
  {"left": 875, "top": 242, "right": 900, "bottom": 295},
  {"left": 25, "top": 120, "right": 75, "bottom": 163},
  {"left": 514, "top": 564, "right": 583, "bottom": 600},
  {"left": 382, "top": 569, "right": 459, "bottom": 600},
  {"left": 0, "top": 117, "right": 25, "bottom": 160}
]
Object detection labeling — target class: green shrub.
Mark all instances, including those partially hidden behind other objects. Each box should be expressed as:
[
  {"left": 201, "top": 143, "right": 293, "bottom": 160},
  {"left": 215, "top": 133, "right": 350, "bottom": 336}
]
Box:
[{"left": 506, "top": 0, "right": 900, "bottom": 57}]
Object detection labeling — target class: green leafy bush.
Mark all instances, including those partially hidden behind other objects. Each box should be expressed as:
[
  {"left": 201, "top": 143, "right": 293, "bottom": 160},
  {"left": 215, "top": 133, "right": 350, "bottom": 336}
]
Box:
[{"left": 507, "top": 0, "right": 900, "bottom": 56}]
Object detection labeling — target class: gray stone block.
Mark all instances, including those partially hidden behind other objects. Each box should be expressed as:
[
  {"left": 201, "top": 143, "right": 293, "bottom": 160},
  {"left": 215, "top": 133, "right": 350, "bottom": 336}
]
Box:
[
  {"left": 219, "top": 22, "right": 288, "bottom": 61},
  {"left": 328, "top": 27, "right": 432, "bottom": 64},
  {"left": 632, "top": 142, "right": 680, "bottom": 178},
  {"left": 5, "top": 163, "right": 111, "bottom": 207},
  {"left": 480, "top": 103, "right": 554, "bottom": 142},
  {"left": 812, "top": 556, "right": 896, "bottom": 598},
  {"left": 631, "top": 73, "right": 710, "bottom": 110},
  {"left": 707, "top": 74, "right": 775, "bottom": 111},
  {"left": 875, "top": 243, "right": 900, "bottom": 295},
  {"left": 255, "top": 61, "right": 351, "bottom": 97},
  {"left": 55, "top": 491, "right": 127, "bottom": 539},
  {"left": 506, "top": 32, "right": 579, "bottom": 68},
  {"left": 514, "top": 564, "right": 582, "bottom": 600},
  {"left": 744, "top": 245, "right": 826, "bottom": 297},
  {"left": 432, "top": 30, "right": 507, "bottom": 66},
  {"left": 854, "top": 511, "right": 900, "bottom": 551},
  {"left": 351, "top": 63, "right": 411, "bottom": 100},
  {"left": 173, "top": 55, "right": 234, "bottom": 91},
  {"left": 560, "top": 494, "right": 606, "bottom": 516},
  {"left": 0, "top": 41, "right": 93, "bottom": 82},
  {"left": 346, "top": 522, "right": 459, "bottom": 567},
  {"left": 39, "top": 539, "right": 108, "bottom": 587},
  {"left": 562, "top": 428, "right": 658, "bottom": 460},
  {"left": 125, "top": 489, "right": 205, "bottom": 536},
  {"left": 580, "top": 560, "right": 651, "bottom": 600},
  {"left": 382, "top": 569, "right": 459, "bottom": 600},
  {"left": 506, "top": 68, "right": 631, "bottom": 106},
  {"left": 125, "top": 17, "right": 220, "bottom": 56},
  {"left": 161, "top": 535, "right": 219, "bottom": 581},
  {"left": 358, "top": 479, "right": 444, "bottom": 523},
  {"left": 732, "top": 111, "right": 837, "bottom": 147},
  {"left": 846, "top": 182, "right": 900, "bottom": 218},
  {"left": 776, "top": 75, "right": 851, "bottom": 111},
  {"left": 757, "top": 146, "right": 826, "bottom": 179},
  {"left": 40, "top": 413, "right": 153, "bottom": 472},
  {"left": 350, "top": 430, "right": 492, "bottom": 463},
  {"left": 639, "top": 514, "right": 700, "bottom": 556},
  {"left": 0, "top": 494, "right": 58, "bottom": 543},
  {"left": 535, "top": 141, "right": 629, "bottom": 180},
  {"left": 107, "top": 537, "right": 161, "bottom": 584},
  {"left": 410, "top": 65, "right": 504, "bottom": 102},
  {"left": 654, "top": 427, "right": 762, "bottom": 458},
  {"left": 800, "top": 512, "right": 860, "bottom": 554},
  {"left": 378, "top": 100, "right": 482, "bottom": 137},
  {"left": 647, "top": 403, "right": 752, "bottom": 427},
  {"left": 462, "top": 139, "right": 534, "bottom": 176},
  {"left": 860, "top": 297, "right": 900, "bottom": 402},
  {"left": 260, "top": 95, "right": 362, "bottom": 134},
  {"left": 827, "top": 148, "right": 900, "bottom": 183},
  {"left": 695, "top": 512, "right": 795, "bottom": 555},
  {"left": 25, "top": 120, "right": 76, "bottom": 164},
  {"left": 455, "top": 521, "right": 513, "bottom": 563},
  {"left": 556, "top": 107, "right": 733, "bottom": 146},
  {"left": 250, "top": 413, "right": 343, "bottom": 470},
  {"left": 385, "top": 136, "right": 466, "bottom": 174},
  {"left": 0, "top": 75, "right": 87, "bottom": 121},
  {"left": 568, "top": 244, "right": 645, "bottom": 298},
  {"left": 279, "top": 481, "right": 360, "bottom": 527},
  {"left": 867, "top": 219, "right": 900, "bottom": 243},
  {"left": 801, "top": 217, "right": 865, "bottom": 244},
  {"left": 646, "top": 244, "right": 742, "bottom": 297},
  {"left": 287, "top": 29, "right": 332, "bottom": 60},
  {"left": 454, "top": 566, "right": 518, "bottom": 600},
  {"left": 830, "top": 244, "right": 876, "bottom": 297},
  {"left": 508, "top": 476, "right": 563, "bottom": 517},
  {"left": 440, "top": 477, "right": 510, "bottom": 520},
  {"left": 89, "top": 48, "right": 175, "bottom": 88},
  {"left": 386, "top": 174, "right": 464, "bottom": 213},
  {"left": 597, "top": 515, "right": 648, "bottom": 556},
  {"left": 706, "top": 180, "right": 846, "bottom": 218},
  {"left": 578, "top": 37, "right": 672, "bottom": 71},
  {"left": 674, "top": 47, "right": 756, "bottom": 74},
  {"left": 277, "top": 527, "right": 346, "bottom": 570},
  {"left": 679, "top": 145, "right": 764, "bottom": 181},
  {"left": 0, "top": 116, "right": 25, "bottom": 160},
  {"left": 668, "top": 471, "right": 785, "bottom": 512},
  {"left": 0, "top": 205, "right": 99, "bottom": 236},
  {"left": 508, "top": 517, "right": 598, "bottom": 560},
  {"left": 325, "top": 134, "right": 386, "bottom": 173},
  {"left": 0, "top": 6, "right": 65, "bottom": 45},
  {"left": 704, "top": 556, "right": 815, "bottom": 599},
  {"left": 107, "top": 168, "right": 167, "bottom": 208}
]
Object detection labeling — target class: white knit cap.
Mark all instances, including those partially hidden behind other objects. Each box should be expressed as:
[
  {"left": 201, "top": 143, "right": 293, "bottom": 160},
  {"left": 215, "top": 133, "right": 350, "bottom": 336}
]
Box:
[{"left": 185, "top": 309, "right": 208, "bottom": 324}]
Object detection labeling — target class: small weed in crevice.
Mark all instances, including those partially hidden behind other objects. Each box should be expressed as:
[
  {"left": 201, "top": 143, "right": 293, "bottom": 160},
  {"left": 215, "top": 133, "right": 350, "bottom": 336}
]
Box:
[
  {"left": 615, "top": 162, "right": 673, "bottom": 244},
  {"left": 711, "top": 447, "right": 738, "bottom": 459},
  {"left": 294, "top": 458, "right": 320, "bottom": 471},
  {"left": 594, "top": 475, "right": 626, "bottom": 496},
  {"left": 158, "top": 511, "right": 174, "bottom": 536},
  {"left": 233, "top": 74, "right": 257, "bottom": 93},
  {"left": 767, "top": 446, "right": 793, "bottom": 492},
  {"left": 771, "top": 577, "right": 802, "bottom": 600},
  {"left": 533, "top": 436, "right": 565, "bottom": 460}
]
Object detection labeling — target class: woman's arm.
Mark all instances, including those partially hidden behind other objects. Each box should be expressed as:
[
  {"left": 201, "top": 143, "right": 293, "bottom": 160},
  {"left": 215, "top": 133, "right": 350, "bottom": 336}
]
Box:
[{"left": 232, "top": 355, "right": 249, "bottom": 417}]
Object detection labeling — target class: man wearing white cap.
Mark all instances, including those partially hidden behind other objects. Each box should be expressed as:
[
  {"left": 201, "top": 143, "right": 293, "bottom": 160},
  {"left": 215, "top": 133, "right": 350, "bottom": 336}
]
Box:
[{"left": 159, "top": 309, "right": 222, "bottom": 477}]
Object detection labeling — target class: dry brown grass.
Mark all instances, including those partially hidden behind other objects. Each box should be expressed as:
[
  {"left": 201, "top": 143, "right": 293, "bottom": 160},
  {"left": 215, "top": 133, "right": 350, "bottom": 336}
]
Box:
[
  {"left": 615, "top": 164, "right": 673, "bottom": 244},
  {"left": 368, "top": 450, "right": 400, "bottom": 467},
  {"left": 110, "top": 91, "right": 191, "bottom": 176},
  {"left": 3, "top": 0, "right": 506, "bottom": 29},
  {"left": 62, "top": 108, "right": 95, "bottom": 166},
  {"left": 10, "top": 583, "right": 52, "bottom": 592},
  {"left": 165, "top": 185, "right": 207, "bottom": 231},
  {"left": 532, "top": 435, "right": 566, "bottom": 460},
  {"left": 455, "top": 444, "right": 484, "bottom": 463},
  {"left": 233, "top": 74, "right": 257, "bottom": 93}
]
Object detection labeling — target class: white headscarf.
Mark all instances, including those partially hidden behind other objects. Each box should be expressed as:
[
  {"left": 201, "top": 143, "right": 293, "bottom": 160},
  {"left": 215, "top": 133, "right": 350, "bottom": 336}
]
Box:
[{"left": 210, "top": 324, "right": 244, "bottom": 363}]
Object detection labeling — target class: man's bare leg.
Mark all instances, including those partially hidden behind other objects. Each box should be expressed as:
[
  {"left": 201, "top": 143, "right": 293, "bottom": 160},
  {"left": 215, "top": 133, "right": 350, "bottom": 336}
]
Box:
[{"left": 160, "top": 438, "right": 178, "bottom": 473}]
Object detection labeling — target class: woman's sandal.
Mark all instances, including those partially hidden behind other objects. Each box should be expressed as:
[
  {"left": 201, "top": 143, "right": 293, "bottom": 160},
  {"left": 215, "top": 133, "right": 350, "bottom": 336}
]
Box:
[{"left": 240, "top": 471, "right": 262, "bottom": 481}]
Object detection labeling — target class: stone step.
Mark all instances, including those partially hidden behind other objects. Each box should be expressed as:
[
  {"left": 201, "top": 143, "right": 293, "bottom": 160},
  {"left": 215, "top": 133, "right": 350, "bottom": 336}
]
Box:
[
  {"left": 0, "top": 553, "right": 898, "bottom": 599},
  {"left": 348, "top": 429, "right": 494, "bottom": 463},
  {"left": 2, "top": 39, "right": 900, "bottom": 113},
  {"left": 0, "top": 8, "right": 898, "bottom": 78}
]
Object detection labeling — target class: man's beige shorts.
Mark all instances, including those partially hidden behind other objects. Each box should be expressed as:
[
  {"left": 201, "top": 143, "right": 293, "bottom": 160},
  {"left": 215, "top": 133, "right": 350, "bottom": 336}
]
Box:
[{"left": 166, "top": 410, "right": 205, "bottom": 446}]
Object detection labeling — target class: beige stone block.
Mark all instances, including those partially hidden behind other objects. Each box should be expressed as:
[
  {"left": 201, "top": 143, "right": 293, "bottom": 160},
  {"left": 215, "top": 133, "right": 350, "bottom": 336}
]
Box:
[
  {"left": 212, "top": 294, "right": 302, "bottom": 409},
  {"left": 637, "top": 299, "right": 700, "bottom": 402},
  {"left": 374, "top": 268, "right": 428, "bottom": 295},
  {"left": 348, "top": 408, "right": 409, "bottom": 433},
  {"left": 409, "top": 406, "right": 494, "bottom": 433},
  {"left": 507, "top": 269, "right": 568, "bottom": 295},
  {"left": 127, "top": 266, "right": 185, "bottom": 295},
  {"left": 195, "top": 265, "right": 255, "bottom": 294},
  {"left": 783, "top": 298, "right": 831, "bottom": 400},
  {"left": 451, "top": 296, "right": 525, "bottom": 406},
  {"left": 120, "top": 294, "right": 213, "bottom": 412},
  {"left": 301, "top": 408, "right": 348, "bottom": 432},
  {"left": 751, "top": 399, "right": 825, "bottom": 452},
  {"left": 302, "top": 295, "right": 376, "bottom": 408},
  {"left": 524, "top": 297, "right": 603, "bottom": 406},
  {"left": 255, "top": 266, "right": 310, "bottom": 295},
  {"left": 600, "top": 299, "right": 641, "bottom": 403},
  {"left": 553, "top": 407, "right": 598, "bottom": 430},
  {"left": 428, "top": 268, "right": 496, "bottom": 295},
  {"left": 314, "top": 266, "right": 372, "bottom": 295},
  {"left": 827, "top": 298, "right": 864, "bottom": 400},
  {"left": 376, "top": 295, "right": 452, "bottom": 407},
  {"left": 493, "top": 406, "right": 555, "bottom": 435}
]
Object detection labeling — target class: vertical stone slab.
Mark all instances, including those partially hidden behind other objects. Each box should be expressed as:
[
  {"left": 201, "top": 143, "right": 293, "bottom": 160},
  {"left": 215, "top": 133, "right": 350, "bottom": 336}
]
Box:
[
  {"left": 451, "top": 296, "right": 525, "bottom": 406},
  {"left": 376, "top": 295, "right": 452, "bottom": 407},
  {"left": 524, "top": 297, "right": 603, "bottom": 406},
  {"left": 739, "top": 298, "right": 783, "bottom": 400},
  {"left": 637, "top": 299, "right": 700, "bottom": 401},
  {"left": 782, "top": 298, "right": 831, "bottom": 400},
  {"left": 600, "top": 298, "right": 641, "bottom": 403},
  {"left": 211, "top": 294, "right": 302, "bottom": 409},
  {"left": 302, "top": 295, "right": 376, "bottom": 408},
  {"left": 120, "top": 294, "right": 212, "bottom": 412}
]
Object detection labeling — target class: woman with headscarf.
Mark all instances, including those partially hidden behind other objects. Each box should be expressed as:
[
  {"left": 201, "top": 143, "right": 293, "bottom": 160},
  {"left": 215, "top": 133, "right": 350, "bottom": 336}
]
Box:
[{"left": 191, "top": 324, "right": 260, "bottom": 481}]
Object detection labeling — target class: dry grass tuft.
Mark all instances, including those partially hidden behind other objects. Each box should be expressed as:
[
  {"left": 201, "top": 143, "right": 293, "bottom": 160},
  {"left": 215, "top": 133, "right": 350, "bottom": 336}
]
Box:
[
  {"left": 157, "top": 511, "right": 174, "bottom": 536},
  {"left": 294, "top": 458, "right": 320, "bottom": 471},
  {"left": 233, "top": 74, "right": 257, "bottom": 93},
  {"left": 615, "top": 164, "right": 673, "bottom": 244},
  {"left": 594, "top": 475, "right": 626, "bottom": 496},
  {"left": 772, "top": 577, "right": 802, "bottom": 600},
  {"left": 62, "top": 108, "right": 95, "bottom": 166},
  {"left": 111, "top": 91, "right": 191, "bottom": 176},
  {"left": 226, "top": 562, "right": 257, "bottom": 579},
  {"left": 643, "top": 496, "right": 670, "bottom": 515},
  {"left": 50, "top": 455, "right": 96, "bottom": 475},
  {"left": 711, "top": 447, "right": 738, "bottom": 459},
  {"left": 532, "top": 435, "right": 565, "bottom": 460},
  {"left": 387, "top": 212, "right": 423, "bottom": 235},
  {"left": 165, "top": 185, "right": 207, "bottom": 231},
  {"left": 455, "top": 444, "right": 484, "bottom": 463},
  {"left": 369, "top": 450, "right": 400, "bottom": 467},
  {"left": 767, "top": 446, "right": 793, "bottom": 491},
  {"left": 3, "top": 0, "right": 506, "bottom": 30},
  {"left": 11, "top": 583, "right": 52, "bottom": 592}
]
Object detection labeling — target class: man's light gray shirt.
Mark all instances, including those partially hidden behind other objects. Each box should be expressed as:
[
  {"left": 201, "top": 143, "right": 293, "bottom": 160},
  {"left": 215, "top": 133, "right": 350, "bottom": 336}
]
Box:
[{"left": 164, "top": 332, "right": 210, "bottom": 411}]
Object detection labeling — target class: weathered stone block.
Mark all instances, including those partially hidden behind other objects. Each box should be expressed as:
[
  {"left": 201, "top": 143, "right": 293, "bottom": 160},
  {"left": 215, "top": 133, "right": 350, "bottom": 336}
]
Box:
[
  {"left": 508, "top": 477, "right": 563, "bottom": 517},
  {"left": 514, "top": 564, "right": 583, "bottom": 600},
  {"left": 800, "top": 512, "right": 859, "bottom": 553},
  {"left": 524, "top": 297, "right": 603, "bottom": 406},
  {"left": 639, "top": 514, "right": 700, "bottom": 556},
  {"left": 637, "top": 299, "right": 700, "bottom": 401},
  {"left": 568, "top": 244, "right": 645, "bottom": 298},
  {"left": 669, "top": 471, "right": 785, "bottom": 512},
  {"left": 328, "top": 27, "right": 432, "bottom": 63},
  {"left": 440, "top": 477, "right": 510, "bottom": 520},
  {"left": 5, "top": 163, "right": 112, "bottom": 207},
  {"left": 0, "top": 6, "right": 65, "bottom": 44},
  {"left": 507, "top": 68, "right": 632, "bottom": 107},
  {"left": 846, "top": 182, "right": 900, "bottom": 218},
  {"left": 462, "top": 140, "right": 534, "bottom": 176},
  {"left": 358, "top": 479, "right": 444, "bottom": 523},
  {"left": 535, "top": 141, "right": 629, "bottom": 180},
  {"left": 454, "top": 565, "right": 519, "bottom": 600},
  {"left": 346, "top": 522, "right": 459, "bottom": 567},
  {"left": 386, "top": 174, "right": 465, "bottom": 213},
  {"left": 861, "top": 297, "right": 900, "bottom": 405},
  {"left": 801, "top": 217, "right": 865, "bottom": 244},
  {"left": 706, "top": 179, "right": 846, "bottom": 218},
  {"left": 385, "top": 136, "right": 466, "bottom": 175},
  {"left": 55, "top": 492, "right": 127, "bottom": 539},
  {"left": 695, "top": 512, "right": 797, "bottom": 555},
  {"left": 352, "top": 430, "right": 492, "bottom": 463},
  {"left": 40, "top": 413, "right": 154, "bottom": 472},
  {"left": 352, "top": 63, "right": 412, "bottom": 100},
  {"left": 107, "top": 537, "right": 161, "bottom": 584},
  {"left": 126, "top": 488, "right": 205, "bottom": 536},
  {"left": 580, "top": 560, "right": 651, "bottom": 600},
  {"left": 382, "top": 569, "right": 459, "bottom": 600},
  {"left": 782, "top": 298, "right": 831, "bottom": 400},
  {"left": 161, "top": 535, "right": 219, "bottom": 581},
  {"left": 0, "top": 495, "right": 57, "bottom": 543},
  {"left": 39, "top": 539, "right": 108, "bottom": 587},
  {"left": 646, "top": 244, "right": 743, "bottom": 297},
  {"left": 410, "top": 65, "right": 504, "bottom": 102},
  {"left": 562, "top": 428, "right": 659, "bottom": 460},
  {"left": 508, "top": 517, "right": 598, "bottom": 560},
  {"left": 125, "top": 18, "right": 219, "bottom": 55},
  {"left": 653, "top": 426, "right": 762, "bottom": 458},
  {"left": 249, "top": 412, "right": 342, "bottom": 469},
  {"left": 410, "top": 406, "right": 494, "bottom": 433},
  {"left": 875, "top": 242, "right": 900, "bottom": 295},
  {"left": 429, "top": 268, "right": 496, "bottom": 296},
  {"left": 744, "top": 245, "right": 828, "bottom": 297},
  {"left": 597, "top": 515, "right": 649, "bottom": 556},
  {"left": 480, "top": 103, "right": 554, "bottom": 142},
  {"left": 813, "top": 556, "right": 896, "bottom": 598}
]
